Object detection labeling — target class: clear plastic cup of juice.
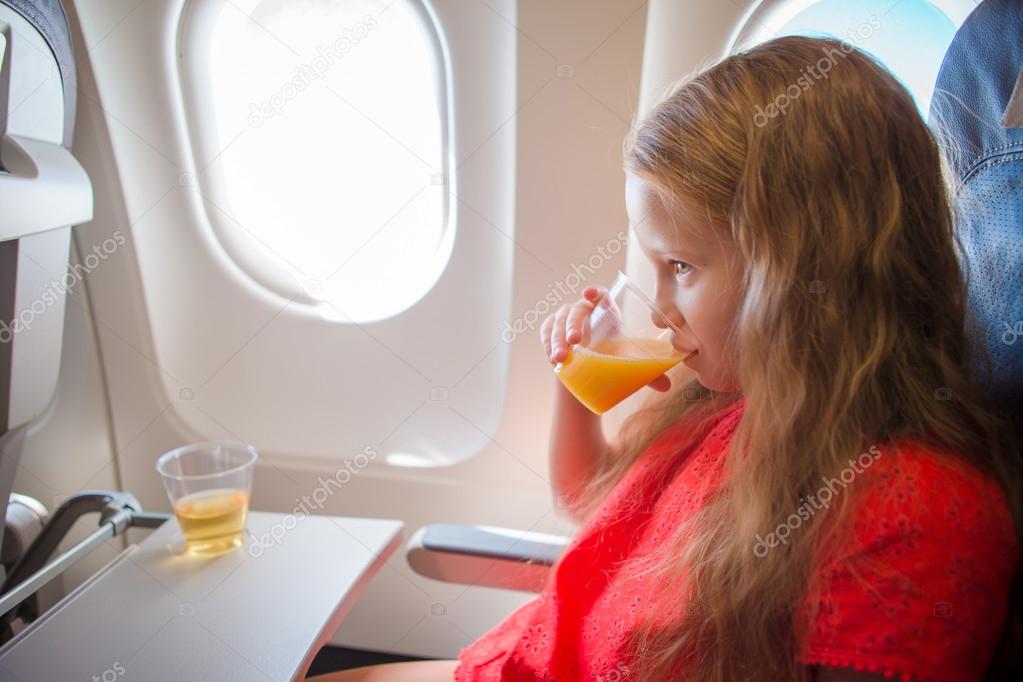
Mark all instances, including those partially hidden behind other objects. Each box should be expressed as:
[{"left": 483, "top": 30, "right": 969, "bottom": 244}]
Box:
[
  {"left": 156, "top": 441, "right": 257, "bottom": 557},
  {"left": 554, "top": 270, "right": 688, "bottom": 414}
]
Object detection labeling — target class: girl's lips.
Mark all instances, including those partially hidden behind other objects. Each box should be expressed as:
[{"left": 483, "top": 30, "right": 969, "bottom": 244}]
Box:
[
  {"left": 683, "top": 349, "right": 698, "bottom": 362},
  {"left": 667, "top": 334, "right": 696, "bottom": 360}
]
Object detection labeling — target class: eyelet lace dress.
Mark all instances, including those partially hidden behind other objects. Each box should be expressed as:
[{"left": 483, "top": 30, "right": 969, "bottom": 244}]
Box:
[{"left": 454, "top": 399, "right": 1019, "bottom": 681}]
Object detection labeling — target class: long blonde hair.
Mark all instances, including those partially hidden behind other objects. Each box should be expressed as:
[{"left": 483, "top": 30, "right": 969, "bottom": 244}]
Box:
[{"left": 569, "top": 35, "right": 1023, "bottom": 680}]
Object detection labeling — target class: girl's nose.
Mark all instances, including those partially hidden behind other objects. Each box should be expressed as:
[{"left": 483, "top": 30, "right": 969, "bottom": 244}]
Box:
[
  {"left": 652, "top": 281, "right": 684, "bottom": 332},
  {"left": 651, "top": 309, "right": 682, "bottom": 332}
]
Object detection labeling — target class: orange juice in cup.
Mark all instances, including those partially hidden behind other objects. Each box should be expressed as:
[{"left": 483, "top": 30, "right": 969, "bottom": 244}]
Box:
[
  {"left": 554, "top": 271, "right": 687, "bottom": 414},
  {"left": 555, "top": 338, "right": 684, "bottom": 414}
]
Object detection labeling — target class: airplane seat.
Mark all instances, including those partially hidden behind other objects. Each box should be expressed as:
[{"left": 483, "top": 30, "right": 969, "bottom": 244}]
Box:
[
  {"left": 405, "top": 0, "right": 1023, "bottom": 666},
  {"left": 927, "top": 0, "right": 1023, "bottom": 676},
  {"left": 0, "top": 0, "right": 169, "bottom": 642},
  {"left": 928, "top": 0, "right": 1023, "bottom": 427}
]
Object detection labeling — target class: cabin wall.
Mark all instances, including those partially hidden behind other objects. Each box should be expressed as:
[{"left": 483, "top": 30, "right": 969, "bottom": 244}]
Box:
[{"left": 13, "top": 0, "right": 654, "bottom": 659}]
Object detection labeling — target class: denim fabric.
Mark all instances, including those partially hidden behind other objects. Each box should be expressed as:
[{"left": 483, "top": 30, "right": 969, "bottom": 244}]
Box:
[{"left": 929, "top": 0, "right": 1023, "bottom": 414}]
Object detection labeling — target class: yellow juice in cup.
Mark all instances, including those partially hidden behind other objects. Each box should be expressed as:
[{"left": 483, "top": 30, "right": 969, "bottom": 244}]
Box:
[
  {"left": 555, "top": 337, "right": 684, "bottom": 414},
  {"left": 173, "top": 488, "right": 250, "bottom": 557}
]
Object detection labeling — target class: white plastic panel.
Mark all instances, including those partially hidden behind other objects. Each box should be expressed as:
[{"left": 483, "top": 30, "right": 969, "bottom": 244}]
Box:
[
  {"left": 11, "top": 238, "right": 124, "bottom": 601},
  {"left": 0, "top": 6, "right": 63, "bottom": 144},
  {"left": 7, "top": 227, "right": 72, "bottom": 428},
  {"left": 0, "top": 5, "right": 92, "bottom": 431},
  {"left": 0, "top": 135, "right": 93, "bottom": 241},
  {"left": 69, "top": 0, "right": 647, "bottom": 660},
  {"left": 102, "top": 0, "right": 514, "bottom": 467}
]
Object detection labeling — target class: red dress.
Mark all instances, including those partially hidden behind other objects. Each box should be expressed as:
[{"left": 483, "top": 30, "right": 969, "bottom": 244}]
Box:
[{"left": 454, "top": 399, "right": 1019, "bottom": 681}]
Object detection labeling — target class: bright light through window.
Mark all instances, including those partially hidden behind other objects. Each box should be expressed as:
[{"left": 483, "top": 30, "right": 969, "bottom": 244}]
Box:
[
  {"left": 773, "top": 0, "right": 958, "bottom": 117},
  {"left": 206, "top": 0, "right": 449, "bottom": 322}
]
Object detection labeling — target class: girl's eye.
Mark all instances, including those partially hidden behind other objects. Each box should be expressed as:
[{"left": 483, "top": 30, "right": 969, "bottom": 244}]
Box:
[{"left": 671, "top": 260, "right": 692, "bottom": 277}]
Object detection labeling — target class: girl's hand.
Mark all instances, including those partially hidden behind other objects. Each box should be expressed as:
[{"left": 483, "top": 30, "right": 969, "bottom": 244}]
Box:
[
  {"left": 539, "top": 286, "right": 672, "bottom": 392},
  {"left": 540, "top": 286, "right": 604, "bottom": 365}
]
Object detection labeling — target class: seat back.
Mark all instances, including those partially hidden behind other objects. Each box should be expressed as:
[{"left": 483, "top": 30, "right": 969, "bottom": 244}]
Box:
[
  {"left": 0, "top": 0, "right": 91, "bottom": 578},
  {"left": 928, "top": 0, "right": 1023, "bottom": 424},
  {"left": 928, "top": 0, "right": 1023, "bottom": 677}
]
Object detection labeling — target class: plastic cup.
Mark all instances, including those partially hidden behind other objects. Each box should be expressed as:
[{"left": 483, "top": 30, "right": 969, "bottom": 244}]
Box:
[
  {"left": 554, "top": 270, "right": 688, "bottom": 414},
  {"left": 156, "top": 441, "right": 257, "bottom": 557}
]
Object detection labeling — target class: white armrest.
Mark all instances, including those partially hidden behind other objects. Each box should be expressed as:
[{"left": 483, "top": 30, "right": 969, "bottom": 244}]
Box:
[
  {"left": 406, "top": 523, "right": 570, "bottom": 593},
  {"left": 0, "top": 134, "right": 93, "bottom": 240}
]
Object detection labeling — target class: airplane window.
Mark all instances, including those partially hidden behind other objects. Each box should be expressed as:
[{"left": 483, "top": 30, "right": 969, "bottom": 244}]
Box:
[
  {"left": 200, "top": 0, "right": 449, "bottom": 322},
  {"left": 743, "top": 0, "right": 958, "bottom": 117}
]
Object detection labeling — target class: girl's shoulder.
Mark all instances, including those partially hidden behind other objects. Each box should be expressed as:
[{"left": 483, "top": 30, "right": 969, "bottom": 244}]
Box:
[
  {"left": 850, "top": 436, "right": 1017, "bottom": 547},
  {"left": 798, "top": 436, "right": 1019, "bottom": 680}
]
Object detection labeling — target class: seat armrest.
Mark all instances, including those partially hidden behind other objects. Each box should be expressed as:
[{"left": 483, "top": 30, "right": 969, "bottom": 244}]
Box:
[{"left": 406, "top": 523, "right": 570, "bottom": 593}]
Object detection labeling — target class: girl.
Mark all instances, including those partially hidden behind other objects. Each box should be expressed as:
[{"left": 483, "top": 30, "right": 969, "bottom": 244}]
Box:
[{"left": 308, "top": 35, "right": 1022, "bottom": 681}]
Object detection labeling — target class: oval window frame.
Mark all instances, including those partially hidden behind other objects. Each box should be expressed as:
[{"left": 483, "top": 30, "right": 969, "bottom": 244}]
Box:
[
  {"left": 727, "top": 0, "right": 977, "bottom": 52},
  {"left": 177, "top": 0, "right": 455, "bottom": 320}
]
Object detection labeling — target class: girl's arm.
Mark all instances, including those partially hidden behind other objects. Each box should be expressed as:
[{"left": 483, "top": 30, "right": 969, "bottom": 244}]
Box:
[
  {"left": 540, "top": 286, "right": 612, "bottom": 525},
  {"left": 541, "top": 284, "right": 670, "bottom": 525},
  {"left": 548, "top": 379, "right": 609, "bottom": 524}
]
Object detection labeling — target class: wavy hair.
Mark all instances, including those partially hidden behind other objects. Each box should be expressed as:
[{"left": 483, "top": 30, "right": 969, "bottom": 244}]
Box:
[{"left": 567, "top": 35, "right": 1023, "bottom": 680}]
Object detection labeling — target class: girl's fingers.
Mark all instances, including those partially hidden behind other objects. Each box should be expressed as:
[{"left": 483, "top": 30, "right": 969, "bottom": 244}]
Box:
[
  {"left": 540, "top": 314, "right": 554, "bottom": 362},
  {"left": 646, "top": 376, "right": 671, "bottom": 392},
  {"left": 541, "top": 290, "right": 606, "bottom": 365},
  {"left": 551, "top": 306, "right": 570, "bottom": 362},
  {"left": 565, "top": 302, "right": 592, "bottom": 345},
  {"left": 647, "top": 374, "right": 671, "bottom": 392},
  {"left": 570, "top": 286, "right": 606, "bottom": 345}
]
